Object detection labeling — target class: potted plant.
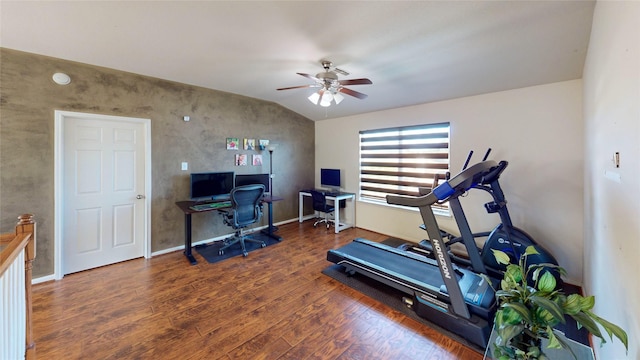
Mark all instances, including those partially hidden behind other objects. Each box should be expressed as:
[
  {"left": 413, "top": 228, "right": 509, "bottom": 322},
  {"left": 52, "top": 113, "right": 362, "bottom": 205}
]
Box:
[{"left": 486, "top": 246, "right": 628, "bottom": 360}]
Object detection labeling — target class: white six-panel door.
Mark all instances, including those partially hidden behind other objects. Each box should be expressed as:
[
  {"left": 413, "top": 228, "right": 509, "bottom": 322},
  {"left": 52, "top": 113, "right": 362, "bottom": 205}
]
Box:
[{"left": 59, "top": 112, "right": 149, "bottom": 275}]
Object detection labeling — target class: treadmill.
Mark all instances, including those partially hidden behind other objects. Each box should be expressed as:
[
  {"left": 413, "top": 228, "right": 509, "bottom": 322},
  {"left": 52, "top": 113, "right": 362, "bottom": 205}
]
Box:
[{"left": 326, "top": 160, "right": 501, "bottom": 349}]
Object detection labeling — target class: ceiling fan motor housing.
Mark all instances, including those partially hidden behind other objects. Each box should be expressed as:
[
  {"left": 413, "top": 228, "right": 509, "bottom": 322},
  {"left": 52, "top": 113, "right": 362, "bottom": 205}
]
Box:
[{"left": 316, "top": 71, "right": 339, "bottom": 90}]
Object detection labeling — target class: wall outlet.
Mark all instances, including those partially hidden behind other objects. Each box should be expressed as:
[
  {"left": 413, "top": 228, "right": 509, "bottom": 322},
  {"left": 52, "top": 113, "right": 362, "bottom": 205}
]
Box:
[{"left": 181, "top": 162, "right": 188, "bottom": 171}]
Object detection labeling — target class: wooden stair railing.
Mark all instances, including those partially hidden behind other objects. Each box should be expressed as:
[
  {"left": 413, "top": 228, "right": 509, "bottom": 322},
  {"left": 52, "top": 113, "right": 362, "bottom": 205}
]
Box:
[{"left": 1, "top": 214, "right": 36, "bottom": 360}]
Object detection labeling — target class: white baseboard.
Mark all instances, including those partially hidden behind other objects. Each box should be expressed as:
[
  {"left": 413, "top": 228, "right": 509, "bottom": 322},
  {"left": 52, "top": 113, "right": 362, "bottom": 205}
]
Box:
[
  {"left": 32, "top": 274, "right": 56, "bottom": 284},
  {"left": 151, "top": 236, "right": 224, "bottom": 257}
]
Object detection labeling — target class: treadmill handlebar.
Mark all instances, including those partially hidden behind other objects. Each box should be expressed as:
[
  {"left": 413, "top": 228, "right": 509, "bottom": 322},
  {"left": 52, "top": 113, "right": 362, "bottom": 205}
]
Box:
[
  {"left": 480, "top": 160, "right": 508, "bottom": 185},
  {"left": 386, "top": 160, "right": 499, "bottom": 207},
  {"left": 387, "top": 192, "right": 439, "bottom": 208}
]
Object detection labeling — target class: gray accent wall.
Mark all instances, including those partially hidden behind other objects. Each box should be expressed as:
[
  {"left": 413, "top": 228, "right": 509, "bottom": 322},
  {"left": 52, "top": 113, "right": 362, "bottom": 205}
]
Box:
[{"left": 0, "top": 48, "right": 315, "bottom": 277}]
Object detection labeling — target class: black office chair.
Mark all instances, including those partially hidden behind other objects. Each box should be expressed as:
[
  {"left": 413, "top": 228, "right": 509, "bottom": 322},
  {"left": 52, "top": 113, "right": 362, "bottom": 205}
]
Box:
[
  {"left": 310, "top": 190, "right": 335, "bottom": 229},
  {"left": 218, "top": 184, "right": 266, "bottom": 257}
]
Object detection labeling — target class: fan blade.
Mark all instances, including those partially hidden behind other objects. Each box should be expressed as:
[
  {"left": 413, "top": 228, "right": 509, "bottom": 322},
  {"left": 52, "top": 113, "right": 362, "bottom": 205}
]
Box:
[
  {"left": 339, "top": 87, "right": 368, "bottom": 99},
  {"left": 277, "top": 84, "right": 320, "bottom": 91},
  {"left": 297, "top": 73, "right": 320, "bottom": 81},
  {"left": 338, "top": 78, "right": 373, "bottom": 86}
]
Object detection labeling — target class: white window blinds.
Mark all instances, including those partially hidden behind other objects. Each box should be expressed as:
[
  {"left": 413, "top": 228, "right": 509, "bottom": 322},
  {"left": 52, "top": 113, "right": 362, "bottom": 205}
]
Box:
[{"left": 359, "top": 123, "right": 450, "bottom": 207}]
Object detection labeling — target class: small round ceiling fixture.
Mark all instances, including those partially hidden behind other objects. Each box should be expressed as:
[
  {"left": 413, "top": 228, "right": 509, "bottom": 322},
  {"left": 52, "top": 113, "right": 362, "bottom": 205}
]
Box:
[{"left": 52, "top": 72, "right": 71, "bottom": 85}]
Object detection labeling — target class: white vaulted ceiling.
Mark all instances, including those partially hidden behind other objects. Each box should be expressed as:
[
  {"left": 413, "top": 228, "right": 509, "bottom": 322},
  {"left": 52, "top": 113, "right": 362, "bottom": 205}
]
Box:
[{"left": 0, "top": 1, "right": 595, "bottom": 121}]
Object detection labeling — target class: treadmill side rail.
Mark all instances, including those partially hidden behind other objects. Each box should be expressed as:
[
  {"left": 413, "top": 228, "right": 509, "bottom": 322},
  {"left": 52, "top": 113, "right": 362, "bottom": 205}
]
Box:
[{"left": 412, "top": 291, "right": 492, "bottom": 349}]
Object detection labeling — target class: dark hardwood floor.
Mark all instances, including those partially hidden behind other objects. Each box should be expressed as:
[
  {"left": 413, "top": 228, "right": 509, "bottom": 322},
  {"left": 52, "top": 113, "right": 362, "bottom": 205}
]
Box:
[{"left": 32, "top": 221, "right": 483, "bottom": 359}]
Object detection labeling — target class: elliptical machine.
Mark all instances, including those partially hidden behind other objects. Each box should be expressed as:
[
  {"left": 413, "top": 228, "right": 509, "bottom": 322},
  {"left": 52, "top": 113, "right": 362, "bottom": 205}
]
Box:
[{"left": 405, "top": 149, "right": 560, "bottom": 282}]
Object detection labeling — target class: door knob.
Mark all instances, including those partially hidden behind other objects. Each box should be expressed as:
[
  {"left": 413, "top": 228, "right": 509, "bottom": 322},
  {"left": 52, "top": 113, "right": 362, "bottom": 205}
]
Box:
[{"left": 136, "top": 195, "right": 145, "bottom": 199}]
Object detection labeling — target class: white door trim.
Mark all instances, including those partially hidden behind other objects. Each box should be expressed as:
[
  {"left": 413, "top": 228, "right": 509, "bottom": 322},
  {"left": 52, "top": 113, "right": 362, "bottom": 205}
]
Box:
[{"left": 54, "top": 110, "right": 152, "bottom": 280}]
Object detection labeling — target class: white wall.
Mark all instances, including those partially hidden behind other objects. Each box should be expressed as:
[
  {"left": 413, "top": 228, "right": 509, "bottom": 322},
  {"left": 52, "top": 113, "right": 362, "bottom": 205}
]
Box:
[
  {"left": 583, "top": 1, "right": 639, "bottom": 359},
  {"left": 316, "top": 80, "right": 584, "bottom": 284}
]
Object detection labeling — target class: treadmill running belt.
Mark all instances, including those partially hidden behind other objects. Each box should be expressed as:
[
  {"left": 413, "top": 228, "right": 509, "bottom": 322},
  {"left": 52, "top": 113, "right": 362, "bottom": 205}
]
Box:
[
  {"left": 327, "top": 238, "right": 495, "bottom": 313},
  {"left": 329, "top": 239, "right": 443, "bottom": 292}
]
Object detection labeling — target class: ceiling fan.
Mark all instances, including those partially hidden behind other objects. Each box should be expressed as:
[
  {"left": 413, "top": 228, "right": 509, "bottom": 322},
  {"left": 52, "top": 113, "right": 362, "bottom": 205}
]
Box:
[{"left": 277, "top": 60, "right": 372, "bottom": 107}]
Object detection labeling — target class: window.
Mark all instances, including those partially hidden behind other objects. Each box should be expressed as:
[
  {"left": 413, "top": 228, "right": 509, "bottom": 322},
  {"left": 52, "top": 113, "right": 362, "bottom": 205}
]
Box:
[{"left": 359, "top": 122, "right": 450, "bottom": 210}]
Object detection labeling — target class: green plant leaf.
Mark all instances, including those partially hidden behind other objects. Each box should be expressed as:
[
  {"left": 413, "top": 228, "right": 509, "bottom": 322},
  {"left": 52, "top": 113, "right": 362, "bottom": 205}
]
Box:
[
  {"left": 524, "top": 246, "right": 540, "bottom": 256},
  {"left": 492, "top": 249, "right": 512, "bottom": 265},
  {"left": 526, "top": 345, "right": 542, "bottom": 357},
  {"left": 546, "top": 326, "right": 562, "bottom": 349},
  {"left": 535, "top": 307, "right": 559, "bottom": 327},
  {"left": 496, "top": 307, "right": 522, "bottom": 327},
  {"left": 502, "top": 302, "right": 531, "bottom": 324},
  {"left": 505, "top": 264, "right": 524, "bottom": 284},
  {"left": 588, "top": 311, "right": 629, "bottom": 350},
  {"left": 500, "top": 279, "right": 511, "bottom": 291},
  {"left": 553, "top": 330, "right": 580, "bottom": 360},
  {"left": 537, "top": 271, "right": 557, "bottom": 292},
  {"left": 563, "top": 294, "right": 583, "bottom": 315},
  {"left": 496, "top": 323, "right": 525, "bottom": 347},
  {"left": 531, "top": 266, "right": 545, "bottom": 283},
  {"left": 571, "top": 311, "right": 605, "bottom": 340},
  {"left": 529, "top": 296, "right": 566, "bottom": 324},
  {"left": 495, "top": 289, "right": 515, "bottom": 298},
  {"left": 579, "top": 295, "right": 595, "bottom": 311}
]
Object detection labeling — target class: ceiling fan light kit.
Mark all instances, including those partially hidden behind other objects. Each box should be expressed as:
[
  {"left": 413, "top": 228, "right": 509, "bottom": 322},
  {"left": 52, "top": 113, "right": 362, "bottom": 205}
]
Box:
[
  {"left": 308, "top": 90, "right": 345, "bottom": 107},
  {"left": 333, "top": 92, "right": 344, "bottom": 104},
  {"left": 278, "top": 60, "right": 372, "bottom": 107}
]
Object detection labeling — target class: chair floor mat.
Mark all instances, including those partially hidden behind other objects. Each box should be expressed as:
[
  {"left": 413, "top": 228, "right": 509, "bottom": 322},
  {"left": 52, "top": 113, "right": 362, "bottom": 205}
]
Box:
[{"left": 195, "top": 232, "right": 280, "bottom": 263}]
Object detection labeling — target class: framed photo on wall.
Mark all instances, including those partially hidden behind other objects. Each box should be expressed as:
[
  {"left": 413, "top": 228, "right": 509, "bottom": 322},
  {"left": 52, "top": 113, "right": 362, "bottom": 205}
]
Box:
[
  {"left": 227, "top": 138, "right": 239, "bottom": 150},
  {"left": 244, "top": 138, "right": 256, "bottom": 150},
  {"left": 235, "top": 154, "right": 248, "bottom": 166}
]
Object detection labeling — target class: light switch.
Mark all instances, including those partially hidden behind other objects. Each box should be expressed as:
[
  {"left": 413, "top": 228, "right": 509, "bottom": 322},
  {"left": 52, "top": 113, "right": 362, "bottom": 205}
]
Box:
[
  {"left": 183, "top": 116, "right": 190, "bottom": 122},
  {"left": 181, "top": 162, "right": 188, "bottom": 171}
]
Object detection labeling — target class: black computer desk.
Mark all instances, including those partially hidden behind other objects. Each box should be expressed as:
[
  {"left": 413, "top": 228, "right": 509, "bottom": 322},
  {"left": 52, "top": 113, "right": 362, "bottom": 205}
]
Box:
[{"left": 175, "top": 195, "right": 282, "bottom": 265}]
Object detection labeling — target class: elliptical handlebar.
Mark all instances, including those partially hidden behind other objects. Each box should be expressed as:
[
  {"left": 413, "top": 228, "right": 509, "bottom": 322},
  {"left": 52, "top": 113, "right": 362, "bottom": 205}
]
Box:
[
  {"left": 481, "top": 148, "right": 492, "bottom": 161},
  {"left": 462, "top": 150, "right": 474, "bottom": 170}
]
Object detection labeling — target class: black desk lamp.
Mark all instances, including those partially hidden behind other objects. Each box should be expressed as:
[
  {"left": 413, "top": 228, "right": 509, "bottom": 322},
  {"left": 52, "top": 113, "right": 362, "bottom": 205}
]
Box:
[
  {"left": 268, "top": 144, "right": 277, "bottom": 195},
  {"left": 263, "top": 144, "right": 281, "bottom": 240}
]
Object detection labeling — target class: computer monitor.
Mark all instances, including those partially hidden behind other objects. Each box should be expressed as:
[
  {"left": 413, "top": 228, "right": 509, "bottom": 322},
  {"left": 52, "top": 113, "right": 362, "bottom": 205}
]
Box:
[
  {"left": 320, "top": 168, "right": 341, "bottom": 190},
  {"left": 234, "top": 173, "right": 270, "bottom": 193},
  {"left": 190, "top": 171, "right": 235, "bottom": 201}
]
